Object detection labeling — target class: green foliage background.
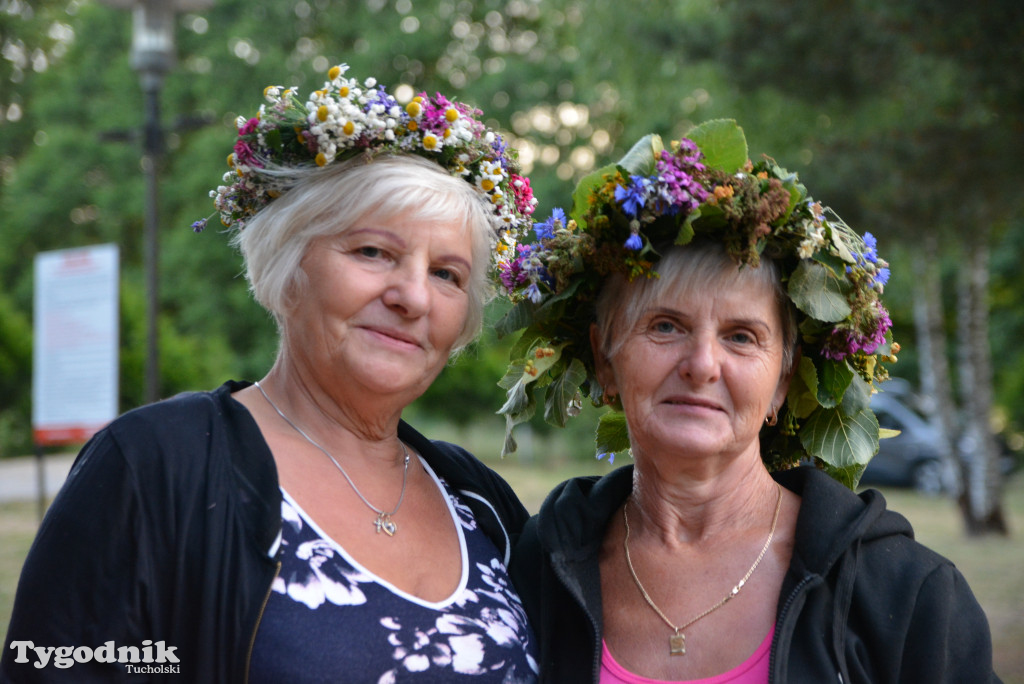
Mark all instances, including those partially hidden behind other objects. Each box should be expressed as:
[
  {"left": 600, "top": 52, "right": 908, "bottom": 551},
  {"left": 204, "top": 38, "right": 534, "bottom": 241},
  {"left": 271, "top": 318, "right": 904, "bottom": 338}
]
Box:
[{"left": 1, "top": 0, "right": 1022, "bottom": 459}]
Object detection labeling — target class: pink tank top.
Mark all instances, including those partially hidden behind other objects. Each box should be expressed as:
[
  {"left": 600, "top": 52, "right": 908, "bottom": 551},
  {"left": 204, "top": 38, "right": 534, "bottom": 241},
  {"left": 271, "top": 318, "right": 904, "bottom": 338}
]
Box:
[{"left": 599, "top": 627, "right": 774, "bottom": 684}]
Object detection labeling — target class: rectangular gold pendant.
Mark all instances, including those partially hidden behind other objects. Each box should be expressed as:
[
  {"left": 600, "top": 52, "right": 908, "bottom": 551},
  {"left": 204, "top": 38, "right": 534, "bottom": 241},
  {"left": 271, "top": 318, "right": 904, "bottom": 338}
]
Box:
[{"left": 669, "top": 633, "right": 686, "bottom": 655}]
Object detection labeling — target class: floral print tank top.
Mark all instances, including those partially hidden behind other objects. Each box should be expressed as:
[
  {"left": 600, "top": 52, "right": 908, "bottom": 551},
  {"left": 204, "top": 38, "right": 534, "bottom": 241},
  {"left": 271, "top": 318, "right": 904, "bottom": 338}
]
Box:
[{"left": 249, "top": 460, "right": 538, "bottom": 683}]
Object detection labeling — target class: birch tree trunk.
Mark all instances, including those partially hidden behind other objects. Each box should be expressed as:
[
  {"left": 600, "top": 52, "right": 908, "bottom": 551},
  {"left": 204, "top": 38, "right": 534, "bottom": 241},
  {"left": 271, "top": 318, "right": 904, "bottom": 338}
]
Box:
[
  {"left": 956, "top": 229, "right": 1009, "bottom": 535},
  {"left": 911, "top": 233, "right": 961, "bottom": 495}
]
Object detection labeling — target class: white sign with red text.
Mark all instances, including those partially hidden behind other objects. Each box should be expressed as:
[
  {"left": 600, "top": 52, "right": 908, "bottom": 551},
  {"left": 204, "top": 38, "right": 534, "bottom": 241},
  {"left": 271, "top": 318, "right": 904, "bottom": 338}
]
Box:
[{"left": 32, "top": 244, "right": 119, "bottom": 446}]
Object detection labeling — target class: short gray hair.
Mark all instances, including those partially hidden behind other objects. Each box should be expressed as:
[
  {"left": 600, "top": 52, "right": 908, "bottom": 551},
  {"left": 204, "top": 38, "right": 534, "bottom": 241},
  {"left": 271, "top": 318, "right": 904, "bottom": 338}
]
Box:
[
  {"left": 594, "top": 240, "right": 798, "bottom": 376},
  {"left": 233, "top": 154, "right": 495, "bottom": 352}
]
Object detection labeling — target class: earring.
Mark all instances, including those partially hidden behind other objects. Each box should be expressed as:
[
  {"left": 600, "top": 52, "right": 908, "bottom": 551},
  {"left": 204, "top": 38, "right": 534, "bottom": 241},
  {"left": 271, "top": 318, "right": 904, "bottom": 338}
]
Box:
[{"left": 765, "top": 406, "right": 778, "bottom": 427}]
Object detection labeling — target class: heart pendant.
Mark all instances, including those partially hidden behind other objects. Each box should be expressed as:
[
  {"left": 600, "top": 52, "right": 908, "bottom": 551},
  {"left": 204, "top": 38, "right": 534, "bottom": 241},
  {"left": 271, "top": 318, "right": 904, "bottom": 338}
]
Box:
[{"left": 375, "top": 513, "right": 397, "bottom": 536}]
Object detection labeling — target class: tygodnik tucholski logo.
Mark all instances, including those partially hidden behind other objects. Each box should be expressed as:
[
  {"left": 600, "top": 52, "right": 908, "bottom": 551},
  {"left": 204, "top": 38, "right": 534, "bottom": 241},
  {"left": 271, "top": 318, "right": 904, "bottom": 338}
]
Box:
[{"left": 8, "top": 639, "right": 180, "bottom": 673}]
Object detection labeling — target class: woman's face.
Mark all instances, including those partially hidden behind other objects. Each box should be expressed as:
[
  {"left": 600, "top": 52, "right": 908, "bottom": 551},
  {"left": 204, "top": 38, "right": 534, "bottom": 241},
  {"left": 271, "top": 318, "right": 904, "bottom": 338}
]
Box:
[
  {"left": 285, "top": 211, "right": 473, "bottom": 404},
  {"left": 595, "top": 270, "right": 791, "bottom": 463}
]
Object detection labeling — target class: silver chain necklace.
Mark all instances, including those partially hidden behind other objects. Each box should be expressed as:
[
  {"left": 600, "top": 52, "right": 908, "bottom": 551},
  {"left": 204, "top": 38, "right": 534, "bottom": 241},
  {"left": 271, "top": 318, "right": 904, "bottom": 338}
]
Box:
[
  {"left": 623, "top": 482, "right": 782, "bottom": 656},
  {"left": 254, "top": 380, "right": 411, "bottom": 537}
]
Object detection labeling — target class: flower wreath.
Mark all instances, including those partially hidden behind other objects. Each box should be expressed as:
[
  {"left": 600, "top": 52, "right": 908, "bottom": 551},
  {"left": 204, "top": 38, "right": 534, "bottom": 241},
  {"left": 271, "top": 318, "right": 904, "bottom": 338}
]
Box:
[
  {"left": 495, "top": 119, "right": 897, "bottom": 487},
  {"left": 193, "top": 64, "right": 537, "bottom": 272}
]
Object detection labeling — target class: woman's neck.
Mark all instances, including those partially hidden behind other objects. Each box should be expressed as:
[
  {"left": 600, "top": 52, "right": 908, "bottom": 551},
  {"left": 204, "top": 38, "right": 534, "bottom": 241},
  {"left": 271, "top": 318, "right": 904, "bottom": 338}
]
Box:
[
  {"left": 257, "top": 361, "right": 407, "bottom": 463},
  {"left": 628, "top": 455, "right": 779, "bottom": 547}
]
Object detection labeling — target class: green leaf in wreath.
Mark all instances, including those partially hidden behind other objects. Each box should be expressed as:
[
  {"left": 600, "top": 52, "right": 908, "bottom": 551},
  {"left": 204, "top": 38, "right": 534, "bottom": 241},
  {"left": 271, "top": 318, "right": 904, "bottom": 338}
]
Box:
[
  {"left": 507, "top": 328, "right": 544, "bottom": 367},
  {"left": 498, "top": 376, "right": 531, "bottom": 417},
  {"left": 828, "top": 220, "right": 860, "bottom": 264},
  {"left": 497, "top": 358, "right": 528, "bottom": 391},
  {"left": 819, "top": 462, "right": 867, "bottom": 490},
  {"left": 841, "top": 372, "right": 872, "bottom": 415},
  {"left": 596, "top": 410, "right": 632, "bottom": 456},
  {"left": 616, "top": 133, "right": 664, "bottom": 176},
  {"left": 673, "top": 219, "right": 695, "bottom": 246},
  {"left": 799, "top": 406, "right": 880, "bottom": 473},
  {"left": 786, "top": 356, "right": 819, "bottom": 418},
  {"left": 817, "top": 359, "right": 853, "bottom": 408},
  {"left": 811, "top": 249, "right": 850, "bottom": 277},
  {"left": 544, "top": 358, "right": 588, "bottom": 427},
  {"left": 788, "top": 260, "right": 852, "bottom": 323},
  {"left": 499, "top": 385, "right": 536, "bottom": 457},
  {"left": 773, "top": 166, "right": 805, "bottom": 222},
  {"left": 265, "top": 127, "right": 283, "bottom": 150},
  {"left": 684, "top": 119, "right": 748, "bottom": 173},
  {"left": 570, "top": 163, "right": 616, "bottom": 227},
  {"left": 495, "top": 300, "right": 539, "bottom": 338}
]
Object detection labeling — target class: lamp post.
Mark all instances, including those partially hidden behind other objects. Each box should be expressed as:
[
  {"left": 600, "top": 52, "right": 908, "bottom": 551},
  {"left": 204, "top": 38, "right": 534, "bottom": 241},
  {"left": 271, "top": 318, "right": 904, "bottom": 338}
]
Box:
[{"left": 98, "top": 0, "right": 213, "bottom": 404}]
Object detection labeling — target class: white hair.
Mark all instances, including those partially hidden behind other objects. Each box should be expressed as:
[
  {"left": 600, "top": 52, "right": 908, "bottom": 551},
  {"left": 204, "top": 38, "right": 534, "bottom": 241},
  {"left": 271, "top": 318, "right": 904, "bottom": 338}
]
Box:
[{"left": 232, "top": 154, "right": 495, "bottom": 352}]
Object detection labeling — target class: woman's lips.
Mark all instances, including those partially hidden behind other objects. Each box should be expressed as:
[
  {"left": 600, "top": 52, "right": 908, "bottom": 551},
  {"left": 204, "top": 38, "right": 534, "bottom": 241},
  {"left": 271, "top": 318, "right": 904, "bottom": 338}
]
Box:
[
  {"left": 362, "top": 325, "right": 422, "bottom": 349},
  {"left": 663, "top": 395, "right": 723, "bottom": 411}
]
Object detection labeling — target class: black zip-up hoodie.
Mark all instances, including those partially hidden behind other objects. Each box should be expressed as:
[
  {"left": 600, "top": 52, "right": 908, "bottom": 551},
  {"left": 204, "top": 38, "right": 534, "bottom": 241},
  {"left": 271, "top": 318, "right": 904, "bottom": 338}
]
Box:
[
  {"left": 1, "top": 381, "right": 530, "bottom": 683},
  {"left": 510, "top": 464, "right": 1001, "bottom": 683}
]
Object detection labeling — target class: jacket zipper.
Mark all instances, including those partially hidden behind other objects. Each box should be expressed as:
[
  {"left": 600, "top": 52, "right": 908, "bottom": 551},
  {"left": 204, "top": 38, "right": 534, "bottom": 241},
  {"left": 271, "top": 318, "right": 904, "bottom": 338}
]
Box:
[
  {"left": 768, "top": 574, "right": 816, "bottom": 684},
  {"left": 244, "top": 561, "right": 281, "bottom": 684},
  {"left": 550, "top": 559, "right": 602, "bottom": 684}
]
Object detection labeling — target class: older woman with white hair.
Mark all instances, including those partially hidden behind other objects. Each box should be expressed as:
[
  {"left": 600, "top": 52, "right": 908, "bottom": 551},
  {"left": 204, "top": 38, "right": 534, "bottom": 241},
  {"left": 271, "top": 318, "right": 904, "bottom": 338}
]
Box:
[
  {"left": 496, "top": 121, "right": 1000, "bottom": 683},
  {"left": 2, "top": 66, "right": 540, "bottom": 683}
]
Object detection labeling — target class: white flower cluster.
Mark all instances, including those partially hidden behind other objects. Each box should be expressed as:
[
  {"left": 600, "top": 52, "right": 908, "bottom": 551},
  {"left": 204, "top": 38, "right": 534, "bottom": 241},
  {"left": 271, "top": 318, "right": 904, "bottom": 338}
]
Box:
[{"left": 196, "top": 64, "right": 537, "bottom": 261}]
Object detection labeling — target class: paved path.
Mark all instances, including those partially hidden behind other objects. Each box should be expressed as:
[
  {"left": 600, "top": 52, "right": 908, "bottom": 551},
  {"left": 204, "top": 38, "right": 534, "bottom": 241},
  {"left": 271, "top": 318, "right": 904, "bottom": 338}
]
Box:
[{"left": 0, "top": 454, "right": 75, "bottom": 503}]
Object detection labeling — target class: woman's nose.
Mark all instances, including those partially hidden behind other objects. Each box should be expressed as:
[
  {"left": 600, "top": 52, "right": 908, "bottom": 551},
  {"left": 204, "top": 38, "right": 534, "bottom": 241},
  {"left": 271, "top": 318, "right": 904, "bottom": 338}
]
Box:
[
  {"left": 678, "top": 333, "right": 721, "bottom": 384},
  {"left": 382, "top": 263, "right": 431, "bottom": 317}
]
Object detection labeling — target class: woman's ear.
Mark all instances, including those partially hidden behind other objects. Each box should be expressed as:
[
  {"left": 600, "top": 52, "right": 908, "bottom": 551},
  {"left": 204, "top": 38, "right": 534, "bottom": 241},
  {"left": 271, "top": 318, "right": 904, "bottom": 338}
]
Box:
[{"left": 590, "top": 323, "right": 617, "bottom": 399}]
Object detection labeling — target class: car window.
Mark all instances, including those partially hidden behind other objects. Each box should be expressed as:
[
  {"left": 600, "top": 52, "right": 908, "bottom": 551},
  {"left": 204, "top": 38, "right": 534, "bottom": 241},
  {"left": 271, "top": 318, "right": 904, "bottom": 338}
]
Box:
[{"left": 876, "top": 410, "right": 903, "bottom": 431}]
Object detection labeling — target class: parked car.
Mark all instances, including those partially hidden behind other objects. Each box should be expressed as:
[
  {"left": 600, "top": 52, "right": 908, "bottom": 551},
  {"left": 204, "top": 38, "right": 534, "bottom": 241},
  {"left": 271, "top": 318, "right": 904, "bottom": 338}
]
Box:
[
  {"left": 860, "top": 380, "right": 1018, "bottom": 494},
  {"left": 861, "top": 388, "right": 948, "bottom": 495}
]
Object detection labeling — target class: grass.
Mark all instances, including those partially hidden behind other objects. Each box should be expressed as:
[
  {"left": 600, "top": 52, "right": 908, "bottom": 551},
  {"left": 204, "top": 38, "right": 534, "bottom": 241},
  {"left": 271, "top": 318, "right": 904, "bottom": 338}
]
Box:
[{"left": 2, "top": 460, "right": 1021, "bottom": 682}]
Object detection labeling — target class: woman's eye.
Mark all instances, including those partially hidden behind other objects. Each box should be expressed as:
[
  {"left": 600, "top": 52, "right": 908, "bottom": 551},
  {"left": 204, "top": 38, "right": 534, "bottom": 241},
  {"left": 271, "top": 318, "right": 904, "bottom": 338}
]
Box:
[
  {"left": 652, "top": 320, "right": 677, "bottom": 333},
  {"left": 727, "top": 331, "right": 755, "bottom": 344},
  {"left": 433, "top": 268, "right": 461, "bottom": 285},
  {"left": 357, "top": 246, "right": 382, "bottom": 258}
]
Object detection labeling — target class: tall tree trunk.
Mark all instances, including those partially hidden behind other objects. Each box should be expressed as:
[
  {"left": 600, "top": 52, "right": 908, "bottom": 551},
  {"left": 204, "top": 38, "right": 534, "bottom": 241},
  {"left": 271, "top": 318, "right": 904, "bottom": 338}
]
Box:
[
  {"left": 956, "top": 229, "right": 1009, "bottom": 535},
  {"left": 911, "top": 233, "right": 961, "bottom": 495}
]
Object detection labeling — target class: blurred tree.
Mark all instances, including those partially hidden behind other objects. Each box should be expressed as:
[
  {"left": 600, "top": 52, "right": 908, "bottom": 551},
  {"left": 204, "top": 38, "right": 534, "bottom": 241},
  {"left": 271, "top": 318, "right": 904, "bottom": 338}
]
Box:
[
  {"left": 719, "top": 0, "right": 1024, "bottom": 534},
  {"left": 1, "top": 0, "right": 1022, "bottom": 493},
  {"left": 0, "top": 291, "right": 32, "bottom": 456}
]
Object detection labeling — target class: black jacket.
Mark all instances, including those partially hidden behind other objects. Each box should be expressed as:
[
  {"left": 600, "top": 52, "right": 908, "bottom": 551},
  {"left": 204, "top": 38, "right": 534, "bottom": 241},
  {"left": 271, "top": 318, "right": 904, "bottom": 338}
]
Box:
[
  {"left": 1, "top": 381, "right": 530, "bottom": 683},
  {"left": 510, "top": 464, "right": 1001, "bottom": 683}
]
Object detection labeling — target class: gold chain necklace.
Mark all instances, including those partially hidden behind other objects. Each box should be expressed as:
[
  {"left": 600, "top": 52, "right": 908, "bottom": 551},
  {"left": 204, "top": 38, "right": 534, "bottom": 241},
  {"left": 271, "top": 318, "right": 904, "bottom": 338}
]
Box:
[{"left": 622, "top": 482, "right": 783, "bottom": 656}]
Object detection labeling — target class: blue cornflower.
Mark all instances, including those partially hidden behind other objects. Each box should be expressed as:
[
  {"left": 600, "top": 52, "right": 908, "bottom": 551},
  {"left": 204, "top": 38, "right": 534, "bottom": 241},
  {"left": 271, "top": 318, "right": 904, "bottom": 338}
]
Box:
[
  {"left": 365, "top": 86, "right": 397, "bottom": 112},
  {"left": 534, "top": 208, "right": 566, "bottom": 240},
  {"left": 525, "top": 283, "right": 543, "bottom": 303},
  {"left": 191, "top": 219, "right": 208, "bottom": 233},
  {"left": 874, "top": 267, "right": 891, "bottom": 288},
  {"left": 615, "top": 176, "right": 650, "bottom": 217},
  {"left": 596, "top": 452, "right": 615, "bottom": 465},
  {"left": 624, "top": 233, "right": 643, "bottom": 250},
  {"left": 861, "top": 232, "right": 879, "bottom": 264}
]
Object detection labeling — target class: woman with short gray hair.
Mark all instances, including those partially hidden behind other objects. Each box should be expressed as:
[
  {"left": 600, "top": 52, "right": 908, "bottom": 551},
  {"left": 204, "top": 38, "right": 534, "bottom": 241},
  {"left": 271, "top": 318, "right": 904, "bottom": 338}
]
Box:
[{"left": 2, "top": 65, "right": 540, "bottom": 683}]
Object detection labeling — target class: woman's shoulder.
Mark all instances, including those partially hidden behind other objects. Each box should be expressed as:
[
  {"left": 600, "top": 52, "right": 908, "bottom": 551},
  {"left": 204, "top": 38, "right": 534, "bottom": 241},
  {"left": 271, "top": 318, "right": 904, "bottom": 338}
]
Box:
[
  {"left": 109, "top": 380, "right": 245, "bottom": 433},
  {"left": 524, "top": 465, "right": 632, "bottom": 553},
  {"left": 781, "top": 466, "right": 958, "bottom": 577},
  {"left": 79, "top": 380, "right": 264, "bottom": 481}
]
